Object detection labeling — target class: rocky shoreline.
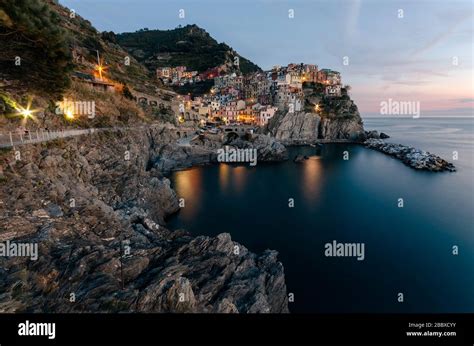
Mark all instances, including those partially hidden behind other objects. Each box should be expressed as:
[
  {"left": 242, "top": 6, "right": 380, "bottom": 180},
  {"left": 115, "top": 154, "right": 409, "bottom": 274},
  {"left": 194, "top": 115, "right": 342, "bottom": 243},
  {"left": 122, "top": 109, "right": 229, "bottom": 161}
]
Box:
[
  {"left": 0, "top": 125, "right": 289, "bottom": 313},
  {"left": 155, "top": 132, "right": 287, "bottom": 173},
  {"left": 0, "top": 122, "right": 456, "bottom": 314},
  {"left": 364, "top": 139, "right": 456, "bottom": 172}
]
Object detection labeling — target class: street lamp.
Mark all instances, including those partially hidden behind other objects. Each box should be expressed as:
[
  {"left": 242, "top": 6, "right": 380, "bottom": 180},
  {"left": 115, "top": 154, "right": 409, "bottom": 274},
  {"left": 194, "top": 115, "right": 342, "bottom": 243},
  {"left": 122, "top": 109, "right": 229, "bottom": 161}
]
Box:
[
  {"left": 15, "top": 103, "right": 35, "bottom": 119},
  {"left": 65, "top": 109, "right": 74, "bottom": 120}
]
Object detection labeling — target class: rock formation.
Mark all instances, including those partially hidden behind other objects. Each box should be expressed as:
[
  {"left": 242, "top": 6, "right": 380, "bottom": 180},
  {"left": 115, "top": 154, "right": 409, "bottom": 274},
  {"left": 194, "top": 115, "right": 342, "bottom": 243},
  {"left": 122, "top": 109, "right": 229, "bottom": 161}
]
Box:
[
  {"left": 153, "top": 131, "right": 287, "bottom": 172},
  {"left": 0, "top": 125, "right": 289, "bottom": 313},
  {"left": 266, "top": 95, "right": 365, "bottom": 144}
]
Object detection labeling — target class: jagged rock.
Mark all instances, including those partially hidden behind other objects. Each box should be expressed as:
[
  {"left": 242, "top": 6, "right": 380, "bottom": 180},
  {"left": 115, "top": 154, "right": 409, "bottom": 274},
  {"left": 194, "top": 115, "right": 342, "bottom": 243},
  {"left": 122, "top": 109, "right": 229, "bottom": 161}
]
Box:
[
  {"left": 45, "top": 203, "right": 63, "bottom": 218},
  {"left": 32, "top": 209, "right": 50, "bottom": 219},
  {"left": 0, "top": 125, "right": 289, "bottom": 313},
  {"left": 293, "top": 155, "right": 307, "bottom": 163},
  {"left": 266, "top": 96, "right": 365, "bottom": 144},
  {"left": 153, "top": 132, "right": 287, "bottom": 172},
  {"left": 319, "top": 117, "right": 365, "bottom": 141},
  {"left": 364, "top": 130, "right": 389, "bottom": 140},
  {"left": 123, "top": 256, "right": 150, "bottom": 282},
  {"left": 269, "top": 111, "right": 320, "bottom": 143},
  {"left": 143, "top": 217, "right": 160, "bottom": 231},
  {"left": 365, "top": 130, "right": 380, "bottom": 139},
  {"left": 229, "top": 134, "right": 288, "bottom": 162},
  {"left": 217, "top": 298, "right": 239, "bottom": 313}
]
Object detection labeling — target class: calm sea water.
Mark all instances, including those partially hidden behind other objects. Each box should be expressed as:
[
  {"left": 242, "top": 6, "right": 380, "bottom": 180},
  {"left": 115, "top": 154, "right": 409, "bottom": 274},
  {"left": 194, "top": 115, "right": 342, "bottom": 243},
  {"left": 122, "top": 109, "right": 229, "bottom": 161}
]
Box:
[{"left": 167, "top": 117, "right": 474, "bottom": 313}]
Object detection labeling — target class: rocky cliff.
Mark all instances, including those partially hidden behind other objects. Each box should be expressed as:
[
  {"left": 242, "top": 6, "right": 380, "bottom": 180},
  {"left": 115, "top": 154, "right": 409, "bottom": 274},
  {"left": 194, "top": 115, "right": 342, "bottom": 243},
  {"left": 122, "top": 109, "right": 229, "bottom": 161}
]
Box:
[
  {"left": 266, "top": 94, "right": 365, "bottom": 144},
  {"left": 0, "top": 126, "right": 289, "bottom": 313}
]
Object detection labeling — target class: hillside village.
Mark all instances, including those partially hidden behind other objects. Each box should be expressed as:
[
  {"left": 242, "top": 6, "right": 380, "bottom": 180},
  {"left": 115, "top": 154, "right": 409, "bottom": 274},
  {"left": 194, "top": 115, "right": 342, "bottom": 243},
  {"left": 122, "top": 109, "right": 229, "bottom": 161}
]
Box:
[
  {"left": 70, "top": 59, "right": 347, "bottom": 130},
  {"left": 0, "top": 0, "right": 355, "bottom": 144},
  {"left": 172, "top": 63, "right": 346, "bottom": 127}
]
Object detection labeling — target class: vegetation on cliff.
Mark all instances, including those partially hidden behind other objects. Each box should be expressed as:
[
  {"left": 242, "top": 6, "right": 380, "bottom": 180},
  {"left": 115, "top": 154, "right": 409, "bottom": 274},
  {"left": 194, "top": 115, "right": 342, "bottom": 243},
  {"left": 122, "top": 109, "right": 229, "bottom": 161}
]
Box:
[
  {"left": 0, "top": 0, "right": 174, "bottom": 130},
  {"left": 116, "top": 25, "right": 261, "bottom": 74},
  {"left": 0, "top": 0, "right": 73, "bottom": 97}
]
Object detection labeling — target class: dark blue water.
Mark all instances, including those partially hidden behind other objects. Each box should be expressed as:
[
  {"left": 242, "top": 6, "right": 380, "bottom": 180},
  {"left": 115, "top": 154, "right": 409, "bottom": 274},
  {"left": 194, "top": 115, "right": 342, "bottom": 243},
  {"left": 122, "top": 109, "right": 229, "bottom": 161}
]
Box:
[{"left": 168, "top": 117, "right": 474, "bottom": 313}]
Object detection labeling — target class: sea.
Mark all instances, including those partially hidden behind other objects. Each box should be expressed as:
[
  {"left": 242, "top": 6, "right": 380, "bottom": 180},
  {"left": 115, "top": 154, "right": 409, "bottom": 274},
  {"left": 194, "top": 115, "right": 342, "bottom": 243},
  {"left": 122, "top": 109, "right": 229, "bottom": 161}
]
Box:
[{"left": 167, "top": 117, "right": 474, "bottom": 313}]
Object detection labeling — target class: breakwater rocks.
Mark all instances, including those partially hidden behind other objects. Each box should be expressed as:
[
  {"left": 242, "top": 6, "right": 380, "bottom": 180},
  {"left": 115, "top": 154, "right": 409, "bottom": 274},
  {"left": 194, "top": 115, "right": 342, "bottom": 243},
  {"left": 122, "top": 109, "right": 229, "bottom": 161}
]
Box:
[
  {"left": 0, "top": 125, "right": 289, "bottom": 313},
  {"left": 364, "top": 139, "right": 456, "bottom": 172}
]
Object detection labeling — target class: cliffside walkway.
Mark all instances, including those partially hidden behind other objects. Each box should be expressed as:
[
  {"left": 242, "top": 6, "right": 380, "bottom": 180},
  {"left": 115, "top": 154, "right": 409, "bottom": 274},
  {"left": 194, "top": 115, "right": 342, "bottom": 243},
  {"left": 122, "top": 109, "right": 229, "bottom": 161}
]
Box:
[
  {"left": 0, "top": 128, "right": 99, "bottom": 149},
  {"left": 0, "top": 126, "right": 153, "bottom": 149},
  {"left": 0, "top": 124, "right": 193, "bottom": 149},
  {"left": 0, "top": 126, "right": 359, "bottom": 149}
]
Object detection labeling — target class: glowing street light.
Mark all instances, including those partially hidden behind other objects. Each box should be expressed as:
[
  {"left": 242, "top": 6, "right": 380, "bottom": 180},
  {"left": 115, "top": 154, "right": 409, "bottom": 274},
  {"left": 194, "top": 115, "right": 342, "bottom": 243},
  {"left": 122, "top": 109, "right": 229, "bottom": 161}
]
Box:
[
  {"left": 95, "top": 63, "right": 107, "bottom": 80},
  {"left": 21, "top": 108, "right": 32, "bottom": 119},
  {"left": 15, "top": 102, "right": 36, "bottom": 120},
  {"left": 98, "top": 65, "right": 104, "bottom": 77},
  {"left": 95, "top": 50, "right": 107, "bottom": 80},
  {"left": 65, "top": 109, "right": 74, "bottom": 120}
]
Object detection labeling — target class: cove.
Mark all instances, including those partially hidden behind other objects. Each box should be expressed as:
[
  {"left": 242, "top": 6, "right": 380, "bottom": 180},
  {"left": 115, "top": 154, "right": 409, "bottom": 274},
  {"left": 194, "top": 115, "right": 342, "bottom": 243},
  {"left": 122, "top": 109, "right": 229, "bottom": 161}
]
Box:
[{"left": 167, "top": 143, "right": 474, "bottom": 313}]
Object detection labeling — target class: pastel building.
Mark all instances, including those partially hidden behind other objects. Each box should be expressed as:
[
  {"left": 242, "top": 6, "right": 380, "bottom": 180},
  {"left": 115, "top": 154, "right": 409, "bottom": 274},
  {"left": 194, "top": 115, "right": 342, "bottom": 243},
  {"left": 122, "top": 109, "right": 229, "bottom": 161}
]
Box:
[{"left": 258, "top": 106, "right": 278, "bottom": 126}]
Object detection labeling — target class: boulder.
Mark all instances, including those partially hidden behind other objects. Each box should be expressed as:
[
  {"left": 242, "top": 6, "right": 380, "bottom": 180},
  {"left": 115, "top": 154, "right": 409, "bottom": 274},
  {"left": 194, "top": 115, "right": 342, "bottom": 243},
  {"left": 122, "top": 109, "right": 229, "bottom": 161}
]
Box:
[{"left": 293, "top": 155, "right": 307, "bottom": 163}]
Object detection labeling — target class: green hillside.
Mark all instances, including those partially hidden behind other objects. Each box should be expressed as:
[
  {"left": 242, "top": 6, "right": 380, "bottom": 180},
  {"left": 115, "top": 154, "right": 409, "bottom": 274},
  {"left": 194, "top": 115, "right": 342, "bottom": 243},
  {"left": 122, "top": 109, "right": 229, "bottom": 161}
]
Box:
[{"left": 116, "top": 25, "right": 261, "bottom": 74}]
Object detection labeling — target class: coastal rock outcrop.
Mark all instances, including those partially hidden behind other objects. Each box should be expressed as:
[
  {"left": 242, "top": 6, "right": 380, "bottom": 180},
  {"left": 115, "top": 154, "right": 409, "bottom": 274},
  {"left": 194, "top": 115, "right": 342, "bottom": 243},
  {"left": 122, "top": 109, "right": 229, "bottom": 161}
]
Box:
[
  {"left": 225, "top": 134, "right": 288, "bottom": 162},
  {"left": 364, "top": 139, "right": 456, "bottom": 172},
  {"left": 364, "top": 130, "right": 390, "bottom": 140},
  {"left": 319, "top": 116, "right": 365, "bottom": 141},
  {"left": 153, "top": 132, "right": 288, "bottom": 172},
  {"left": 268, "top": 111, "right": 320, "bottom": 144},
  {"left": 266, "top": 96, "right": 365, "bottom": 144},
  {"left": 293, "top": 155, "right": 308, "bottom": 163},
  {"left": 0, "top": 125, "right": 289, "bottom": 313}
]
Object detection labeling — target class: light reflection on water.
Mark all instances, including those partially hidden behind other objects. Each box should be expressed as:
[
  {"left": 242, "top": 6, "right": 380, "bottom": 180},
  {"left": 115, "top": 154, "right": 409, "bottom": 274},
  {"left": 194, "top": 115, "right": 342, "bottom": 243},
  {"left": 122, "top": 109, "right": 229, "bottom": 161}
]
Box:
[
  {"left": 218, "top": 163, "right": 230, "bottom": 191},
  {"left": 232, "top": 166, "right": 247, "bottom": 193},
  {"left": 168, "top": 119, "right": 474, "bottom": 312},
  {"left": 301, "top": 156, "right": 323, "bottom": 203},
  {"left": 173, "top": 167, "right": 202, "bottom": 219},
  {"left": 174, "top": 163, "right": 251, "bottom": 221}
]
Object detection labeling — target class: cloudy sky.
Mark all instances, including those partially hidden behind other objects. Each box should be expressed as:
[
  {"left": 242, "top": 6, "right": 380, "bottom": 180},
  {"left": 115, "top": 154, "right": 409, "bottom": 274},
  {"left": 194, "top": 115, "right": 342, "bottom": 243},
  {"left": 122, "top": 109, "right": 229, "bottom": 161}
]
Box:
[{"left": 61, "top": 0, "right": 473, "bottom": 116}]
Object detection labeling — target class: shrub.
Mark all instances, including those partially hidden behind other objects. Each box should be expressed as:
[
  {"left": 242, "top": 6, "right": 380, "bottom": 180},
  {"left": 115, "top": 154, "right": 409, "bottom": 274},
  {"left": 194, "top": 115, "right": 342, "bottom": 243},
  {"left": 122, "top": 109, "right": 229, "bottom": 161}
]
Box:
[{"left": 0, "top": 0, "right": 73, "bottom": 97}]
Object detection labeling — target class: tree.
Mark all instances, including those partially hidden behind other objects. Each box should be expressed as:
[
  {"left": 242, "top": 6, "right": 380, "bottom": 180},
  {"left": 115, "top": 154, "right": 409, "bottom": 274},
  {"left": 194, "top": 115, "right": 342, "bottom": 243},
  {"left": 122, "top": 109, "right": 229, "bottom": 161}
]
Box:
[{"left": 0, "top": 0, "right": 73, "bottom": 97}]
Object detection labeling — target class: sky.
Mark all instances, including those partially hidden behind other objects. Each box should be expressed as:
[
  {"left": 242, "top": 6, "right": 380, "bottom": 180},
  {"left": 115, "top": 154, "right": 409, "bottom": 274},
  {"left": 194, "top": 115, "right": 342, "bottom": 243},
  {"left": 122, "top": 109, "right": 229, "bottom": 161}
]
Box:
[{"left": 61, "top": 0, "right": 473, "bottom": 117}]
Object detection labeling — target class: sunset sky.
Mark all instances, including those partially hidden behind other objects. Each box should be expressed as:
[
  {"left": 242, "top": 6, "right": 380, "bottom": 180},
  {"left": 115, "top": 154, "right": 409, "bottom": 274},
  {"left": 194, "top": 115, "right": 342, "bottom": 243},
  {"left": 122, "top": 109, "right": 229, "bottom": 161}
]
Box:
[{"left": 61, "top": 0, "right": 473, "bottom": 117}]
